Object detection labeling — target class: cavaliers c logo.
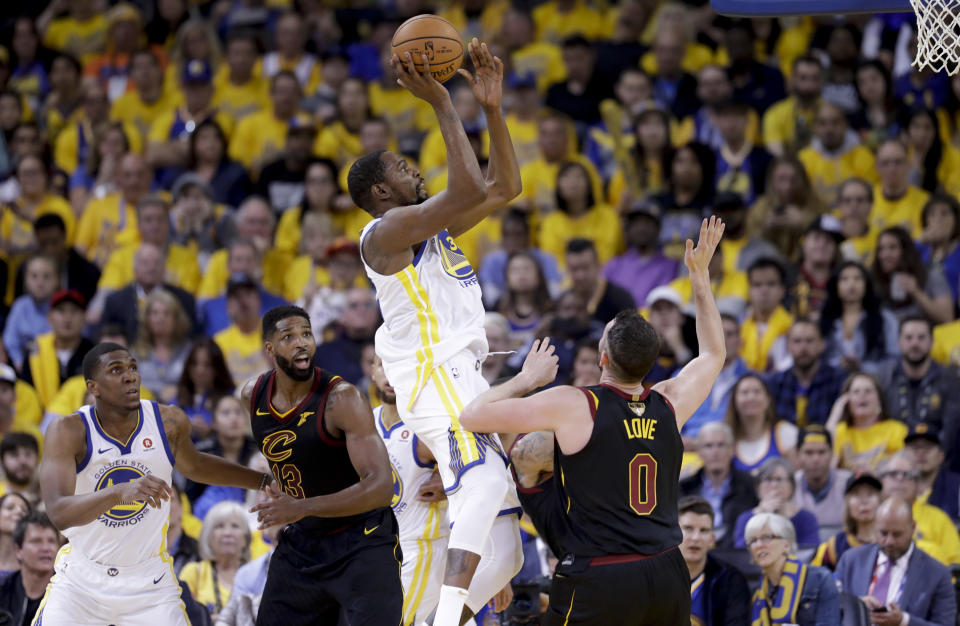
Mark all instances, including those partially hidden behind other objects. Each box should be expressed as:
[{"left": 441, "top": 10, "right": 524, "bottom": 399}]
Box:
[{"left": 438, "top": 230, "right": 475, "bottom": 281}]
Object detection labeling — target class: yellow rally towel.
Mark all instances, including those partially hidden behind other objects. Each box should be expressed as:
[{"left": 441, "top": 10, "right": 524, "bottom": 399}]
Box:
[{"left": 28, "top": 333, "right": 60, "bottom": 407}]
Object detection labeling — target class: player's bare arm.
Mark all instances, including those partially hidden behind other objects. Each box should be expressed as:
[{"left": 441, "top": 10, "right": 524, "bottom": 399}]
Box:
[
  {"left": 39, "top": 414, "right": 173, "bottom": 530},
  {"left": 446, "top": 38, "right": 521, "bottom": 238},
  {"left": 251, "top": 383, "right": 393, "bottom": 529},
  {"left": 160, "top": 403, "right": 267, "bottom": 490},
  {"left": 363, "top": 52, "right": 487, "bottom": 275},
  {"left": 653, "top": 216, "right": 726, "bottom": 427},
  {"left": 509, "top": 431, "right": 555, "bottom": 488}
]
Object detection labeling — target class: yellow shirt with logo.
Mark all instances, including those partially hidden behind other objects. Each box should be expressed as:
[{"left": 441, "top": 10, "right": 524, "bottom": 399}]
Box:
[
  {"left": 870, "top": 185, "right": 929, "bottom": 238},
  {"left": 228, "top": 111, "right": 290, "bottom": 173},
  {"left": 2, "top": 195, "right": 77, "bottom": 250},
  {"left": 282, "top": 256, "right": 369, "bottom": 303},
  {"left": 110, "top": 91, "right": 179, "bottom": 145},
  {"left": 834, "top": 420, "right": 908, "bottom": 472},
  {"left": 368, "top": 83, "right": 433, "bottom": 137},
  {"left": 54, "top": 120, "right": 144, "bottom": 175},
  {"left": 75, "top": 194, "right": 140, "bottom": 268},
  {"left": 313, "top": 121, "right": 363, "bottom": 169},
  {"left": 532, "top": 0, "right": 611, "bottom": 43},
  {"left": 519, "top": 155, "right": 604, "bottom": 217},
  {"left": 762, "top": 97, "right": 817, "bottom": 154},
  {"left": 740, "top": 306, "right": 794, "bottom": 373},
  {"left": 98, "top": 243, "right": 201, "bottom": 294},
  {"left": 798, "top": 145, "right": 878, "bottom": 206},
  {"left": 212, "top": 74, "right": 270, "bottom": 123},
  {"left": 274, "top": 207, "right": 372, "bottom": 257},
  {"left": 196, "top": 248, "right": 290, "bottom": 300},
  {"left": 43, "top": 16, "right": 107, "bottom": 63},
  {"left": 539, "top": 204, "right": 623, "bottom": 266},
  {"left": 669, "top": 270, "right": 750, "bottom": 306},
  {"left": 214, "top": 325, "right": 268, "bottom": 387},
  {"left": 179, "top": 560, "right": 234, "bottom": 616}
]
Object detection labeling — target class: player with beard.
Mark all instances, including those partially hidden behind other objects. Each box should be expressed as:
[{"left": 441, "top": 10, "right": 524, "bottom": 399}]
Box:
[{"left": 243, "top": 305, "right": 400, "bottom": 626}]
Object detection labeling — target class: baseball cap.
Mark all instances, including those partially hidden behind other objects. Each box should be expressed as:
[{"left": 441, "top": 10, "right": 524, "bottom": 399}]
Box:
[
  {"left": 0, "top": 364, "right": 15, "bottom": 386},
  {"left": 807, "top": 214, "right": 844, "bottom": 244},
  {"left": 327, "top": 237, "right": 361, "bottom": 258},
  {"left": 626, "top": 200, "right": 662, "bottom": 224},
  {"left": 50, "top": 289, "right": 87, "bottom": 310},
  {"left": 226, "top": 273, "right": 258, "bottom": 296},
  {"left": 288, "top": 112, "right": 318, "bottom": 134},
  {"left": 506, "top": 72, "right": 537, "bottom": 90},
  {"left": 645, "top": 286, "right": 682, "bottom": 309},
  {"left": 904, "top": 422, "right": 941, "bottom": 446},
  {"left": 796, "top": 424, "right": 833, "bottom": 450},
  {"left": 845, "top": 472, "right": 883, "bottom": 495},
  {"left": 182, "top": 59, "right": 213, "bottom": 85}
]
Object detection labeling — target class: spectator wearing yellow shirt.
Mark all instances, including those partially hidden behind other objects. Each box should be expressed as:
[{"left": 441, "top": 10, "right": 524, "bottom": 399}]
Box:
[
  {"left": 229, "top": 70, "right": 301, "bottom": 175},
  {"left": 299, "top": 238, "right": 370, "bottom": 340},
  {"left": 39, "top": 0, "right": 107, "bottom": 64},
  {"left": 532, "top": 0, "right": 611, "bottom": 43},
  {"left": 798, "top": 102, "right": 877, "bottom": 206},
  {"left": 83, "top": 3, "right": 153, "bottom": 101},
  {"left": 837, "top": 178, "right": 879, "bottom": 265},
  {"left": 213, "top": 31, "right": 269, "bottom": 123},
  {"left": 213, "top": 275, "right": 269, "bottom": 387},
  {"left": 673, "top": 65, "right": 755, "bottom": 152},
  {"left": 872, "top": 139, "right": 930, "bottom": 238},
  {"left": 668, "top": 246, "right": 749, "bottom": 319},
  {"left": 826, "top": 372, "right": 908, "bottom": 473},
  {"left": 421, "top": 83, "right": 487, "bottom": 189},
  {"left": 58, "top": 81, "right": 142, "bottom": 177},
  {"left": 111, "top": 49, "right": 177, "bottom": 146},
  {"left": 198, "top": 197, "right": 289, "bottom": 300},
  {"left": 740, "top": 258, "right": 793, "bottom": 373},
  {"left": 336, "top": 117, "right": 398, "bottom": 200},
  {"left": 762, "top": 56, "right": 824, "bottom": 158},
  {"left": 67, "top": 121, "right": 131, "bottom": 215},
  {"left": 162, "top": 18, "right": 222, "bottom": 103},
  {"left": 97, "top": 195, "right": 201, "bottom": 298},
  {"left": 540, "top": 162, "right": 622, "bottom": 265},
  {"left": 261, "top": 13, "right": 322, "bottom": 97},
  {"left": 932, "top": 320, "right": 960, "bottom": 368},
  {"left": 313, "top": 78, "right": 370, "bottom": 170},
  {"left": 501, "top": 9, "right": 566, "bottom": 94},
  {"left": 41, "top": 53, "right": 84, "bottom": 146},
  {"left": 904, "top": 108, "right": 960, "bottom": 198},
  {"left": 585, "top": 68, "right": 653, "bottom": 185},
  {"left": 283, "top": 212, "right": 335, "bottom": 303},
  {"left": 75, "top": 152, "right": 150, "bottom": 268},
  {"left": 2, "top": 155, "right": 76, "bottom": 259},
  {"left": 518, "top": 112, "right": 603, "bottom": 215},
  {"left": 368, "top": 44, "right": 433, "bottom": 154},
  {"left": 502, "top": 74, "right": 544, "bottom": 172},
  {"left": 0, "top": 364, "right": 43, "bottom": 448},
  {"left": 878, "top": 450, "right": 960, "bottom": 566}
]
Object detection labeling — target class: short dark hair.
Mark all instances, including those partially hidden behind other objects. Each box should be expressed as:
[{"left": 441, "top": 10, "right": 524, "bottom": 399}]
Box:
[
  {"left": 790, "top": 317, "right": 821, "bottom": 337},
  {"left": 502, "top": 208, "right": 531, "bottom": 235},
  {"left": 678, "top": 495, "right": 715, "bottom": 519},
  {"left": 262, "top": 305, "right": 312, "bottom": 340},
  {"left": 899, "top": 314, "right": 933, "bottom": 335},
  {"left": 347, "top": 150, "right": 388, "bottom": 212},
  {"left": 565, "top": 238, "right": 597, "bottom": 257},
  {"left": 0, "top": 433, "right": 39, "bottom": 459},
  {"left": 82, "top": 342, "right": 131, "bottom": 381},
  {"left": 270, "top": 69, "right": 300, "bottom": 92},
  {"left": 12, "top": 512, "right": 58, "bottom": 548},
  {"left": 131, "top": 48, "right": 160, "bottom": 68},
  {"left": 793, "top": 54, "right": 823, "bottom": 73},
  {"left": 225, "top": 28, "right": 262, "bottom": 53},
  {"left": 52, "top": 52, "right": 82, "bottom": 76},
  {"left": 747, "top": 256, "right": 786, "bottom": 286},
  {"left": 34, "top": 212, "right": 67, "bottom": 234},
  {"left": 561, "top": 35, "right": 592, "bottom": 51},
  {"left": 605, "top": 309, "right": 660, "bottom": 382}
]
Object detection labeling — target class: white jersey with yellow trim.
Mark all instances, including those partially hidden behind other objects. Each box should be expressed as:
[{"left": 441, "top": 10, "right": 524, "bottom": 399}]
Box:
[
  {"left": 360, "top": 219, "right": 487, "bottom": 411},
  {"left": 65, "top": 400, "right": 175, "bottom": 566}
]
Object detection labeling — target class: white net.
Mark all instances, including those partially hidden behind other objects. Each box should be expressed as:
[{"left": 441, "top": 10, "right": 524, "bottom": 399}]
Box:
[{"left": 911, "top": 0, "right": 960, "bottom": 74}]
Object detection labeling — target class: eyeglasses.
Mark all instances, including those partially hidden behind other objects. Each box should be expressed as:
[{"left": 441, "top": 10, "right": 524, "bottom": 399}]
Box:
[
  {"left": 880, "top": 470, "right": 917, "bottom": 481},
  {"left": 747, "top": 534, "right": 784, "bottom": 546},
  {"left": 760, "top": 476, "right": 790, "bottom": 484}
]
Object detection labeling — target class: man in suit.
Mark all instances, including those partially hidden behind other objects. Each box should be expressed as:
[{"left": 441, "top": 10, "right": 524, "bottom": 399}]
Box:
[
  {"left": 836, "top": 497, "right": 956, "bottom": 626},
  {"left": 101, "top": 243, "right": 197, "bottom": 344},
  {"left": 680, "top": 422, "right": 759, "bottom": 548}
]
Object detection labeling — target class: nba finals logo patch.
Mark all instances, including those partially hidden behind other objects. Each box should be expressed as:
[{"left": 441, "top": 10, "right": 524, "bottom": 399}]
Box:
[
  {"left": 94, "top": 459, "right": 153, "bottom": 527},
  {"left": 438, "top": 230, "right": 477, "bottom": 284}
]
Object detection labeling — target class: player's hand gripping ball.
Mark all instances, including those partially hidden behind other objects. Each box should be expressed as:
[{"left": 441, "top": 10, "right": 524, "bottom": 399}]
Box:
[{"left": 391, "top": 14, "right": 464, "bottom": 83}]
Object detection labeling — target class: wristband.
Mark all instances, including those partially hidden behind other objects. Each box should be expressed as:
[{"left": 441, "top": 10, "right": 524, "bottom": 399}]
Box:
[{"left": 258, "top": 472, "right": 271, "bottom": 491}]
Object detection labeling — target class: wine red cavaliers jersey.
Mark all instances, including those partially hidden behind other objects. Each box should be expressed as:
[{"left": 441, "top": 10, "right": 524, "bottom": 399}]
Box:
[
  {"left": 556, "top": 384, "right": 683, "bottom": 557},
  {"left": 250, "top": 367, "right": 366, "bottom": 533}
]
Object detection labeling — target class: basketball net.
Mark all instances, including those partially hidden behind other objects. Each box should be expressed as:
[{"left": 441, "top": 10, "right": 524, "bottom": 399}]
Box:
[{"left": 911, "top": 0, "right": 960, "bottom": 74}]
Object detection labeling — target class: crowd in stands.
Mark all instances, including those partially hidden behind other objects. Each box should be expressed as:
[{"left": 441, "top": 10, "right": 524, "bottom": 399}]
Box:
[{"left": 3, "top": 0, "right": 960, "bottom": 623}]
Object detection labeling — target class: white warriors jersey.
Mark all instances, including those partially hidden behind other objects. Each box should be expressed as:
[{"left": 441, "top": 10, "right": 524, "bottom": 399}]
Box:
[
  {"left": 375, "top": 406, "right": 450, "bottom": 545},
  {"left": 360, "top": 220, "right": 488, "bottom": 410},
  {"left": 65, "top": 400, "right": 174, "bottom": 566}
]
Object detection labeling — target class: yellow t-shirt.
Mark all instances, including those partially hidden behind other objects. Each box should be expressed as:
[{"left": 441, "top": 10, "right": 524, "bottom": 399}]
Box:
[
  {"left": 798, "top": 145, "right": 878, "bottom": 206},
  {"left": 99, "top": 243, "right": 201, "bottom": 294},
  {"left": 453, "top": 216, "right": 502, "bottom": 270},
  {"left": 214, "top": 325, "right": 268, "bottom": 387},
  {"left": 532, "top": 0, "right": 611, "bottom": 43},
  {"left": 739, "top": 306, "right": 794, "bottom": 373},
  {"left": 111, "top": 91, "right": 178, "bottom": 145},
  {"left": 510, "top": 42, "right": 567, "bottom": 93},
  {"left": 519, "top": 156, "right": 604, "bottom": 217},
  {"left": 368, "top": 83, "right": 433, "bottom": 137},
  {"left": 669, "top": 271, "right": 750, "bottom": 306},
  {"left": 762, "top": 97, "right": 818, "bottom": 154},
  {"left": 179, "top": 560, "right": 233, "bottom": 615},
  {"left": 74, "top": 194, "right": 140, "bottom": 268},
  {"left": 834, "top": 420, "right": 908, "bottom": 472},
  {"left": 932, "top": 321, "right": 960, "bottom": 367},
  {"left": 228, "top": 110, "right": 290, "bottom": 173},
  {"left": 313, "top": 121, "right": 363, "bottom": 169},
  {"left": 914, "top": 500, "right": 960, "bottom": 566},
  {"left": 274, "top": 207, "right": 372, "bottom": 256},
  {"left": 212, "top": 74, "right": 270, "bottom": 123},
  {"left": 44, "top": 106, "right": 84, "bottom": 147},
  {"left": 419, "top": 126, "right": 490, "bottom": 188},
  {"left": 870, "top": 185, "right": 930, "bottom": 238},
  {"left": 1, "top": 195, "right": 77, "bottom": 250},
  {"left": 539, "top": 205, "right": 623, "bottom": 265},
  {"left": 46, "top": 375, "right": 155, "bottom": 420},
  {"left": 12, "top": 380, "right": 42, "bottom": 438},
  {"left": 54, "top": 120, "right": 143, "bottom": 175},
  {"left": 506, "top": 114, "right": 544, "bottom": 169},
  {"left": 281, "top": 256, "right": 368, "bottom": 303},
  {"left": 435, "top": 0, "right": 509, "bottom": 40},
  {"left": 43, "top": 16, "right": 107, "bottom": 63},
  {"left": 147, "top": 109, "right": 235, "bottom": 146},
  {"left": 196, "top": 248, "right": 291, "bottom": 300},
  {"left": 640, "top": 42, "right": 717, "bottom": 76}
]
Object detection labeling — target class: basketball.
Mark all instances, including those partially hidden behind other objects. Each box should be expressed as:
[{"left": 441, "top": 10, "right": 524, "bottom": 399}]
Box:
[{"left": 391, "top": 14, "right": 464, "bottom": 84}]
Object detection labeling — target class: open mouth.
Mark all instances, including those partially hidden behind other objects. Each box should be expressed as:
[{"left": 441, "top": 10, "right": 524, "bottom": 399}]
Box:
[
  {"left": 293, "top": 353, "right": 311, "bottom": 368},
  {"left": 125, "top": 388, "right": 139, "bottom": 397}
]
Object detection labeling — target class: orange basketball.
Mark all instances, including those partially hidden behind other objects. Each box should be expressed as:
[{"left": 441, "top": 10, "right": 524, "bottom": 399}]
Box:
[{"left": 391, "top": 15, "right": 464, "bottom": 84}]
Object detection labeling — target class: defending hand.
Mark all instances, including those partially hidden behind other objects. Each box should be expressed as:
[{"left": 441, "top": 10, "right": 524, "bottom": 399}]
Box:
[
  {"left": 684, "top": 216, "right": 725, "bottom": 276},
  {"left": 520, "top": 338, "right": 559, "bottom": 390}
]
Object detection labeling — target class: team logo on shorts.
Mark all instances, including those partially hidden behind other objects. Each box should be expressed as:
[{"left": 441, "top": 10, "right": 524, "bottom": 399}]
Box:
[
  {"left": 390, "top": 465, "right": 403, "bottom": 508},
  {"left": 438, "top": 231, "right": 476, "bottom": 282},
  {"left": 94, "top": 460, "right": 153, "bottom": 525}
]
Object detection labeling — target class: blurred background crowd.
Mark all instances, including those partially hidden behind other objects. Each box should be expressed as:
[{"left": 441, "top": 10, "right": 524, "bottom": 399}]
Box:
[{"left": 2, "top": 0, "right": 960, "bottom": 624}]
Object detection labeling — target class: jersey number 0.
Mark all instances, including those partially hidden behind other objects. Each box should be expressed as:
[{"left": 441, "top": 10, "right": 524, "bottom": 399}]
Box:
[{"left": 628, "top": 453, "right": 657, "bottom": 515}]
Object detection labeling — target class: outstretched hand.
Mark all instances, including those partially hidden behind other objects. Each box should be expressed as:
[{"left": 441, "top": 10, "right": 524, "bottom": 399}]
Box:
[
  {"left": 684, "top": 216, "right": 725, "bottom": 276},
  {"left": 520, "top": 338, "right": 559, "bottom": 390},
  {"left": 390, "top": 52, "right": 450, "bottom": 106},
  {"left": 456, "top": 38, "right": 504, "bottom": 111}
]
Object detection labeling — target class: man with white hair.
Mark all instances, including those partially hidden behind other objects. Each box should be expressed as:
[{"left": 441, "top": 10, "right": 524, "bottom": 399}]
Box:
[{"left": 680, "top": 421, "right": 759, "bottom": 548}]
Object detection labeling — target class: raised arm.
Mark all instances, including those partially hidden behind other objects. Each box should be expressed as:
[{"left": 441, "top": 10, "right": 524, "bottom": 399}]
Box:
[
  {"left": 653, "top": 217, "right": 726, "bottom": 428},
  {"left": 251, "top": 384, "right": 393, "bottom": 528},
  {"left": 40, "top": 414, "right": 173, "bottom": 530},
  {"left": 363, "top": 53, "right": 487, "bottom": 271},
  {"left": 509, "top": 430, "right": 555, "bottom": 488},
  {"left": 446, "top": 39, "right": 522, "bottom": 238},
  {"left": 162, "top": 404, "right": 267, "bottom": 490}
]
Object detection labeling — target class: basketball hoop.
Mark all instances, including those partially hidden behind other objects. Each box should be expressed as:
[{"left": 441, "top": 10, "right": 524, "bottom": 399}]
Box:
[{"left": 910, "top": 0, "right": 960, "bottom": 74}]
